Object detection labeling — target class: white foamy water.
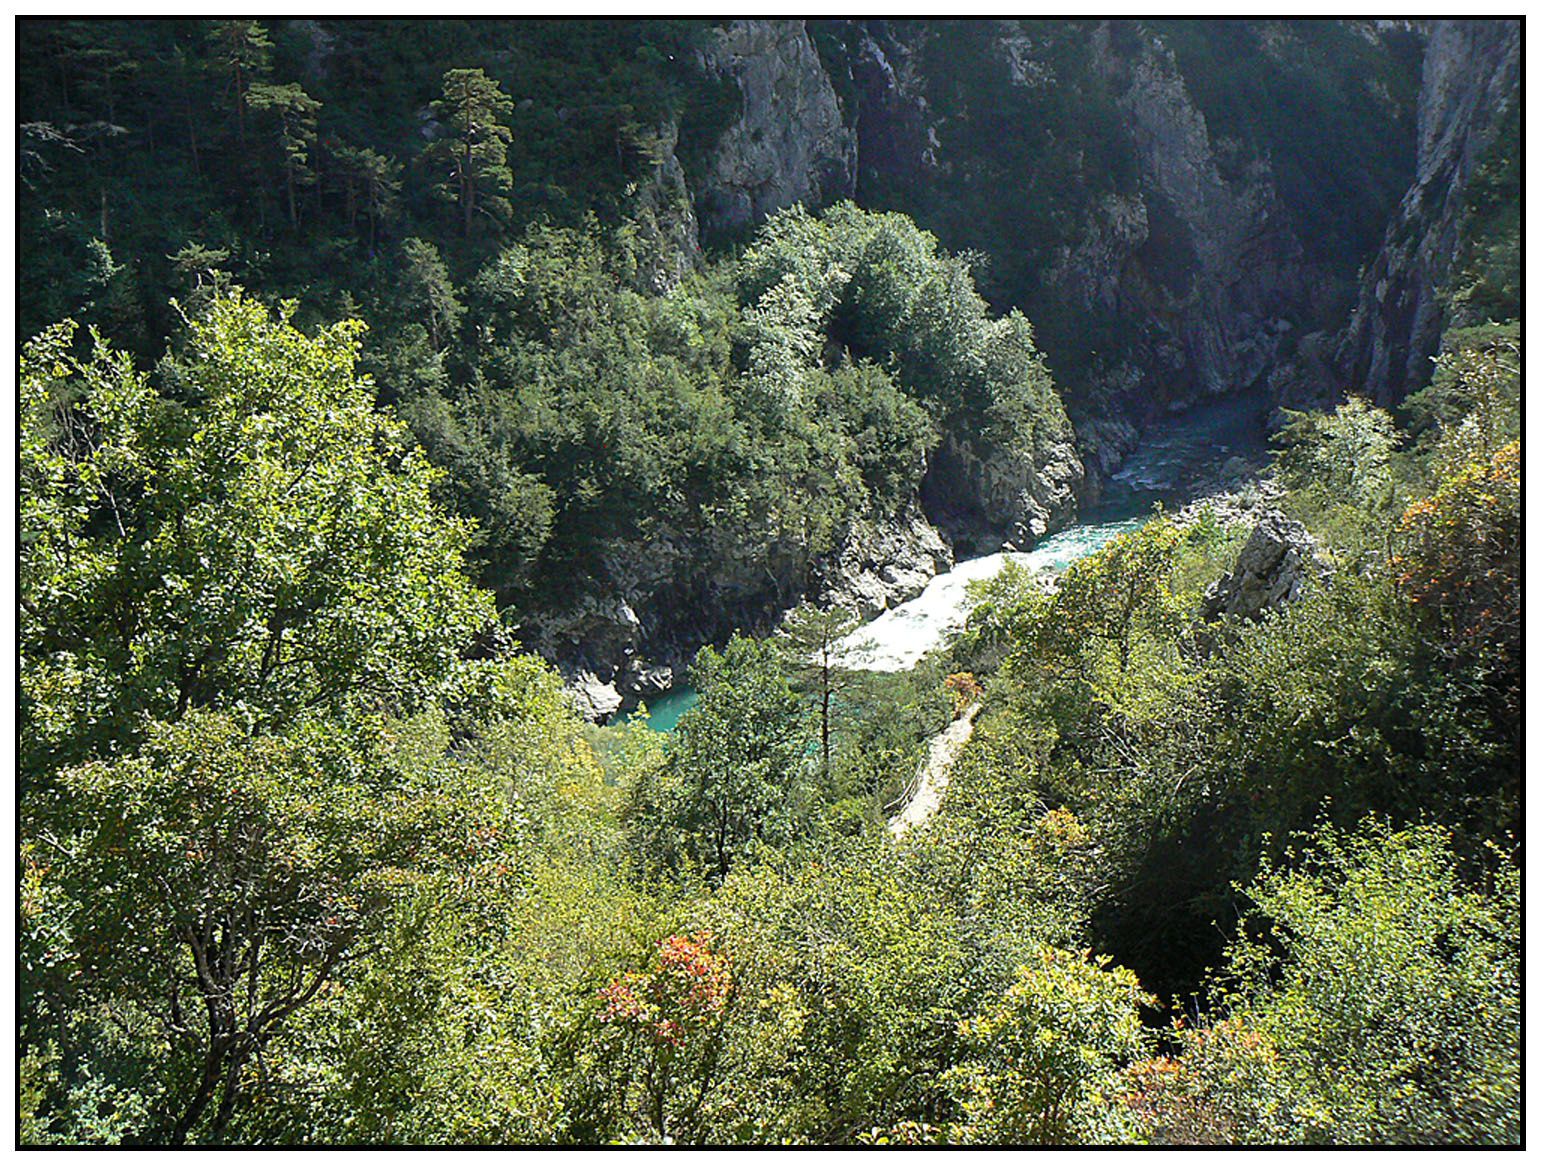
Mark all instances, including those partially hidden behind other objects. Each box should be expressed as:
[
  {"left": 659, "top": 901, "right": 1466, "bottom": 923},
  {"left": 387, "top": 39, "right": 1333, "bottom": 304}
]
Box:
[
  {"left": 832, "top": 389, "right": 1273, "bottom": 673},
  {"left": 833, "top": 516, "right": 1145, "bottom": 672}
]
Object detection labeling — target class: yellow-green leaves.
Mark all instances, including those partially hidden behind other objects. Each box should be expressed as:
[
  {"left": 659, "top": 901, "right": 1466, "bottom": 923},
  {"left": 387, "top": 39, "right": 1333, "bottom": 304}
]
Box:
[
  {"left": 20, "top": 295, "right": 495, "bottom": 774},
  {"left": 944, "top": 946, "right": 1154, "bottom": 1145}
]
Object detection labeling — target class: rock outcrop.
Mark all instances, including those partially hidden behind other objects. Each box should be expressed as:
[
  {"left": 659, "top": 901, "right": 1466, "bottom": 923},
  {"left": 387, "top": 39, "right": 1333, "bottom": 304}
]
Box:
[
  {"left": 694, "top": 20, "right": 856, "bottom": 235},
  {"left": 1337, "top": 19, "right": 1522, "bottom": 405},
  {"left": 566, "top": 669, "right": 625, "bottom": 723},
  {"left": 923, "top": 430, "right": 1083, "bottom": 551},
  {"left": 817, "top": 501, "right": 953, "bottom": 621},
  {"left": 1201, "top": 512, "right": 1330, "bottom": 622},
  {"left": 624, "top": 120, "right": 704, "bottom": 293}
]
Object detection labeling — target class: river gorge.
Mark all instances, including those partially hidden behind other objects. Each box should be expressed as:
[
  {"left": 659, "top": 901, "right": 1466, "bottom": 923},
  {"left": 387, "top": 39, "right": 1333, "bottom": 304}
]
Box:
[{"left": 625, "top": 387, "right": 1271, "bottom": 729}]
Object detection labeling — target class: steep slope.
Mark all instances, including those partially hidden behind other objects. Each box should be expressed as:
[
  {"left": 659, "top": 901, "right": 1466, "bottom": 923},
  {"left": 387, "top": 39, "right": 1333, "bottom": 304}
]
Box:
[
  {"left": 679, "top": 19, "right": 1516, "bottom": 475},
  {"left": 1337, "top": 19, "right": 1522, "bottom": 405}
]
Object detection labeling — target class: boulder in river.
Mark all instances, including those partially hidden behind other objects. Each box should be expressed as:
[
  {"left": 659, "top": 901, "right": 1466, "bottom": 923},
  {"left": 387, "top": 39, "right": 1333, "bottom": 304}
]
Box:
[
  {"left": 622, "top": 660, "right": 674, "bottom": 701},
  {"left": 566, "top": 669, "right": 625, "bottom": 722}
]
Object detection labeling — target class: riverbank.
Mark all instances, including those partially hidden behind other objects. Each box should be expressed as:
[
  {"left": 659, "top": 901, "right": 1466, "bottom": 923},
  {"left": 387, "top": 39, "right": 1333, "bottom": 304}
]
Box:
[{"left": 603, "top": 387, "right": 1275, "bottom": 727}]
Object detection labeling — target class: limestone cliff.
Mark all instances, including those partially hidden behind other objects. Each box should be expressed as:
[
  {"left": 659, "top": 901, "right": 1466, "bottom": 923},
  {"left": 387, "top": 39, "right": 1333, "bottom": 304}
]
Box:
[
  {"left": 693, "top": 20, "right": 856, "bottom": 235},
  {"left": 1337, "top": 19, "right": 1522, "bottom": 405},
  {"left": 623, "top": 120, "right": 704, "bottom": 294}
]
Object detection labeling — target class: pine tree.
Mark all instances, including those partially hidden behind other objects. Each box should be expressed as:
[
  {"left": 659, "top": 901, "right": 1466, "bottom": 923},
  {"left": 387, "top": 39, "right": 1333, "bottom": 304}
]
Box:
[
  {"left": 246, "top": 82, "right": 321, "bottom": 227},
  {"left": 777, "top": 602, "right": 859, "bottom": 781},
  {"left": 427, "top": 67, "right": 514, "bottom": 238}
]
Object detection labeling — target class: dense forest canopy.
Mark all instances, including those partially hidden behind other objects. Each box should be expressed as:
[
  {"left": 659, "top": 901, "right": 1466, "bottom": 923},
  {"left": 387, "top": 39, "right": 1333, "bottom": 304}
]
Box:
[{"left": 17, "top": 17, "right": 1522, "bottom": 1146}]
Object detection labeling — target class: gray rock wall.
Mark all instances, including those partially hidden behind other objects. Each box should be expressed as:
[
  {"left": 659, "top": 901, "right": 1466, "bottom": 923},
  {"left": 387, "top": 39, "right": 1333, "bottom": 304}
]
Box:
[
  {"left": 1337, "top": 19, "right": 1522, "bottom": 404},
  {"left": 694, "top": 20, "right": 856, "bottom": 235},
  {"left": 1082, "top": 27, "right": 1310, "bottom": 407}
]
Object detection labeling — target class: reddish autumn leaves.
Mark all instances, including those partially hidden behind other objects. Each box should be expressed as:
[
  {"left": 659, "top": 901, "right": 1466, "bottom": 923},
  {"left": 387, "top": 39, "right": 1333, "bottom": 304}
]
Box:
[{"left": 599, "top": 931, "right": 733, "bottom": 1049}]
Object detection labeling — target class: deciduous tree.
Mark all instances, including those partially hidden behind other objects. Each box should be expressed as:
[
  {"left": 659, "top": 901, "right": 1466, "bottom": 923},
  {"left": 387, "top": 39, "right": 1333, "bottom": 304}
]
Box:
[{"left": 20, "top": 294, "right": 493, "bottom": 778}]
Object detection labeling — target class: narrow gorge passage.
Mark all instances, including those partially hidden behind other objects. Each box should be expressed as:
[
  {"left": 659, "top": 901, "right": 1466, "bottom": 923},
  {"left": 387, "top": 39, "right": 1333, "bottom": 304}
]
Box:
[{"left": 837, "top": 387, "right": 1271, "bottom": 674}]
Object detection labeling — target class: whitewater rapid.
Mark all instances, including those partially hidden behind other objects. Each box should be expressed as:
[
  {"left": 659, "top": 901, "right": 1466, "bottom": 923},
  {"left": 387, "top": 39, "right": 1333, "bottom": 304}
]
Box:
[{"left": 831, "top": 515, "right": 1145, "bottom": 672}]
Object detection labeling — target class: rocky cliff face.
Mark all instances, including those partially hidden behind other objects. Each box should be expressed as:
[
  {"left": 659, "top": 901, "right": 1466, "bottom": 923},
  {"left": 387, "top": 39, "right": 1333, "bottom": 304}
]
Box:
[
  {"left": 693, "top": 21, "right": 857, "bottom": 236},
  {"left": 922, "top": 430, "right": 1082, "bottom": 551},
  {"left": 1077, "top": 27, "right": 1315, "bottom": 409},
  {"left": 1337, "top": 19, "right": 1522, "bottom": 405},
  {"left": 834, "top": 20, "right": 1425, "bottom": 483},
  {"left": 624, "top": 120, "right": 704, "bottom": 294}
]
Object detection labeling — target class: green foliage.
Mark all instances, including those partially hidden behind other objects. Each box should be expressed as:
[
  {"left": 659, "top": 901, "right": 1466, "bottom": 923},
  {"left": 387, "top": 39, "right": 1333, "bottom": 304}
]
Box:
[
  {"left": 700, "top": 842, "right": 974, "bottom": 1141},
  {"left": 1393, "top": 328, "right": 1521, "bottom": 740},
  {"left": 237, "top": 669, "right": 649, "bottom": 1145},
  {"left": 740, "top": 202, "right": 1071, "bottom": 454},
  {"left": 245, "top": 81, "right": 321, "bottom": 226},
  {"left": 15, "top": 19, "right": 732, "bottom": 353},
  {"left": 628, "top": 636, "right": 810, "bottom": 882},
  {"left": 427, "top": 68, "right": 514, "bottom": 237},
  {"left": 40, "top": 710, "right": 519, "bottom": 1143},
  {"left": 1273, "top": 397, "right": 1402, "bottom": 563},
  {"left": 20, "top": 295, "right": 493, "bottom": 776},
  {"left": 392, "top": 203, "right": 1029, "bottom": 631},
  {"left": 1393, "top": 440, "right": 1521, "bottom": 746},
  {"left": 205, "top": 19, "right": 274, "bottom": 146},
  {"left": 944, "top": 947, "right": 1154, "bottom": 1145},
  {"left": 946, "top": 467, "right": 1518, "bottom": 1002},
  {"left": 396, "top": 236, "right": 464, "bottom": 351},
  {"left": 776, "top": 601, "right": 860, "bottom": 782},
  {"left": 1029, "top": 515, "right": 1188, "bottom": 675},
  {"left": 327, "top": 144, "right": 402, "bottom": 249},
  {"left": 1402, "top": 323, "right": 1521, "bottom": 483},
  {"left": 828, "top": 660, "right": 953, "bottom": 825},
  {"left": 1191, "top": 822, "right": 1520, "bottom": 1145},
  {"left": 1444, "top": 97, "right": 1522, "bottom": 325}
]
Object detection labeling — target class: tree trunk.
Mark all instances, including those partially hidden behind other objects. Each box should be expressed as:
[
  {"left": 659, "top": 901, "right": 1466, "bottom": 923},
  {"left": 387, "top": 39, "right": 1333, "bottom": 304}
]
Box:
[
  {"left": 208, "top": 1042, "right": 251, "bottom": 1142},
  {"left": 234, "top": 64, "right": 246, "bottom": 146},
  {"left": 820, "top": 664, "right": 831, "bottom": 780},
  {"left": 166, "top": 1044, "right": 226, "bottom": 1145}
]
